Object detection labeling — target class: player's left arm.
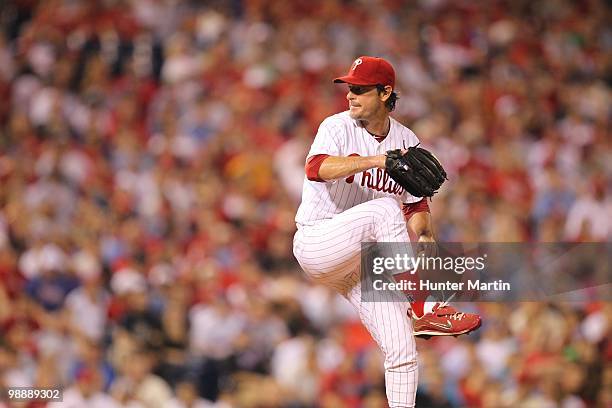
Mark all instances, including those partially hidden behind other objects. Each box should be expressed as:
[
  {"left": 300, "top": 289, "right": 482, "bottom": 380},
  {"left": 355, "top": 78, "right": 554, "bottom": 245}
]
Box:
[
  {"left": 400, "top": 133, "right": 437, "bottom": 243},
  {"left": 409, "top": 211, "right": 434, "bottom": 241},
  {"left": 403, "top": 199, "right": 436, "bottom": 255}
]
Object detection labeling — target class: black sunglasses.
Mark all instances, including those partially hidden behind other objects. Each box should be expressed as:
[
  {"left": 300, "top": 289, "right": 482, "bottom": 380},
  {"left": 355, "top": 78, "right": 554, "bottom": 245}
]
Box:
[
  {"left": 348, "top": 85, "right": 378, "bottom": 95},
  {"left": 348, "top": 84, "right": 386, "bottom": 95}
]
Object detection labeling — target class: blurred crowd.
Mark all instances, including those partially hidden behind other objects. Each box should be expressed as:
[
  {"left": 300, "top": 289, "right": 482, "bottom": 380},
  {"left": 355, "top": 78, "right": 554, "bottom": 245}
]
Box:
[{"left": 0, "top": 0, "right": 610, "bottom": 407}]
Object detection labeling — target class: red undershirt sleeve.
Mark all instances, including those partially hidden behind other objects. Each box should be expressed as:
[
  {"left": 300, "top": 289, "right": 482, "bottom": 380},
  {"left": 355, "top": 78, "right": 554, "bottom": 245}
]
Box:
[
  {"left": 305, "top": 154, "right": 330, "bottom": 182},
  {"left": 402, "top": 198, "right": 430, "bottom": 220}
]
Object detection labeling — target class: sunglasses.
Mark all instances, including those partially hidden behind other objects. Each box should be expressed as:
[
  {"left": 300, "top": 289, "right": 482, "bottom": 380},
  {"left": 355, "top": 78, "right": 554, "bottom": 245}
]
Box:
[{"left": 348, "top": 85, "right": 379, "bottom": 95}]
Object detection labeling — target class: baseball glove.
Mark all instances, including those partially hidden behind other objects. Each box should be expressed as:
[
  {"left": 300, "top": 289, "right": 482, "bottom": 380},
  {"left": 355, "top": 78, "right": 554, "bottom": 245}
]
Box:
[{"left": 385, "top": 145, "right": 447, "bottom": 197}]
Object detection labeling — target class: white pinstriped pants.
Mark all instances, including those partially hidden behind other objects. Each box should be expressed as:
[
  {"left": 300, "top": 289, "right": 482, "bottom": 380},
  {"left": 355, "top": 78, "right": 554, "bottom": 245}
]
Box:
[{"left": 294, "top": 197, "right": 418, "bottom": 407}]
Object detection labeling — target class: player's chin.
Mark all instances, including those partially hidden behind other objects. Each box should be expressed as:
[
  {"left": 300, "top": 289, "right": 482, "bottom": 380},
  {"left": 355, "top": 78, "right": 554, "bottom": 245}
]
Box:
[{"left": 348, "top": 106, "right": 363, "bottom": 119}]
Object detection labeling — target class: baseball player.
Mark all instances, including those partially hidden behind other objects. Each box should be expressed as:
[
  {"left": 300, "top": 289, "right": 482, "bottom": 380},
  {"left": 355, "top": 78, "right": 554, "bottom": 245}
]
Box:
[{"left": 293, "top": 56, "right": 481, "bottom": 407}]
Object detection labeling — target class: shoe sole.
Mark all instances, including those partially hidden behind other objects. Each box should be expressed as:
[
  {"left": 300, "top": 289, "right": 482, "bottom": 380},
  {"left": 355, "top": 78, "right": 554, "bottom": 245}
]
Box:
[{"left": 414, "top": 320, "right": 482, "bottom": 339}]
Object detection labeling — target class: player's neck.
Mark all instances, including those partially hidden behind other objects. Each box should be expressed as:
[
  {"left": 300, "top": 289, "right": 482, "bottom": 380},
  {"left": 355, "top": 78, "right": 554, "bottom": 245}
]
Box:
[{"left": 360, "top": 115, "right": 390, "bottom": 137}]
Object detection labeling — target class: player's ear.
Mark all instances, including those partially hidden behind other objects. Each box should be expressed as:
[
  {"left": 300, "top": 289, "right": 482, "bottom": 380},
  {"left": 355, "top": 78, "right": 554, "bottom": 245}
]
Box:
[{"left": 379, "top": 85, "right": 393, "bottom": 102}]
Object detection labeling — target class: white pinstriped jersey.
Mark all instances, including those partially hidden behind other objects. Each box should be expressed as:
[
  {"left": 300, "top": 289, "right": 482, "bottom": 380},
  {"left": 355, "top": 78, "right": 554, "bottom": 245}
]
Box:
[{"left": 295, "top": 111, "right": 422, "bottom": 226}]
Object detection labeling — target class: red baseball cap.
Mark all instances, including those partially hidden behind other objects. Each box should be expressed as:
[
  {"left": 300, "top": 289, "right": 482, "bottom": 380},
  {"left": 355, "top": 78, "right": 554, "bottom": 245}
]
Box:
[{"left": 334, "top": 56, "right": 395, "bottom": 88}]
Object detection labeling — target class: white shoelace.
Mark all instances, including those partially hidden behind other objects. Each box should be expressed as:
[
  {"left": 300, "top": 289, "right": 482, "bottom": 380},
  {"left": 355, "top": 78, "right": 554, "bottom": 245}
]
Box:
[{"left": 436, "top": 293, "right": 465, "bottom": 320}]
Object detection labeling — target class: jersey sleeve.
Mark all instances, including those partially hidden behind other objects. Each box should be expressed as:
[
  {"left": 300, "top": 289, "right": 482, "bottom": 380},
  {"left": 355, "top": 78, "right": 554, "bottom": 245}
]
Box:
[
  {"left": 402, "top": 198, "right": 430, "bottom": 220},
  {"left": 404, "top": 128, "right": 421, "bottom": 148},
  {"left": 305, "top": 154, "right": 330, "bottom": 182},
  {"left": 306, "top": 118, "right": 344, "bottom": 158}
]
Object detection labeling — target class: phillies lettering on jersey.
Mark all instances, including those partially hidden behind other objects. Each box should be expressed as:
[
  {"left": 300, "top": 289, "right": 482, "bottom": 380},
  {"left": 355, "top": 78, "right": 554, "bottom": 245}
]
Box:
[
  {"left": 344, "top": 154, "right": 405, "bottom": 194},
  {"left": 296, "top": 111, "right": 421, "bottom": 226},
  {"left": 358, "top": 167, "right": 405, "bottom": 195}
]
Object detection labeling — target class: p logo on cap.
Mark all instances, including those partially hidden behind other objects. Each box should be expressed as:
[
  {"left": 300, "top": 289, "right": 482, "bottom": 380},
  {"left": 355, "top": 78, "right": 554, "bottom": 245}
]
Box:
[{"left": 351, "top": 58, "right": 363, "bottom": 72}]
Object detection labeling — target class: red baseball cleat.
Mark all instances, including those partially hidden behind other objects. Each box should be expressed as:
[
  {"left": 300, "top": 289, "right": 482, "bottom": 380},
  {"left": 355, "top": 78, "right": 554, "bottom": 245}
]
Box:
[{"left": 411, "top": 302, "right": 482, "bottom": 339}]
